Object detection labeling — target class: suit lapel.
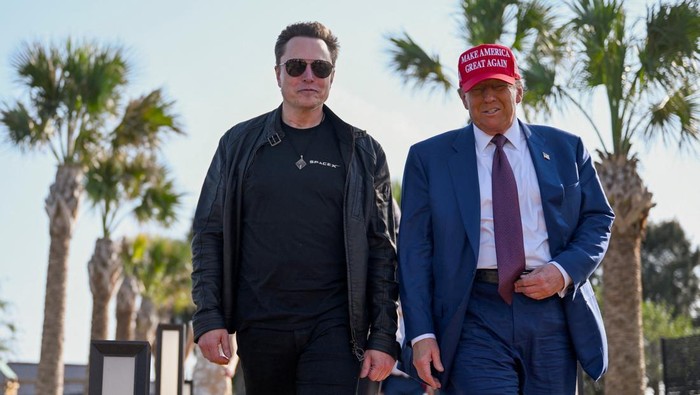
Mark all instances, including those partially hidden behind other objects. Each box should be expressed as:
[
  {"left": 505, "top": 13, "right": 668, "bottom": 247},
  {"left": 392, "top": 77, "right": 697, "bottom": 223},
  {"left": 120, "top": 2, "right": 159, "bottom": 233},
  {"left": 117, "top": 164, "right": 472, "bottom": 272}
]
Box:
[
  {"left": 522, "top": 121, "right": 565, "bottom": 253},
  {"left": 448, "top": 125, "right": 480, "bottom": 263}
]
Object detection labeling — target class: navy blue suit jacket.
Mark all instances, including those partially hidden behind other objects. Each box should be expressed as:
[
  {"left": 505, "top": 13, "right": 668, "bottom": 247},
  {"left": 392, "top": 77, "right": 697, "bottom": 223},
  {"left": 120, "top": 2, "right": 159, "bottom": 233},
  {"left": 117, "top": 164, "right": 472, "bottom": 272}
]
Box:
[{"left": 397, "top": 121, "right": 614, "bottom": 388}]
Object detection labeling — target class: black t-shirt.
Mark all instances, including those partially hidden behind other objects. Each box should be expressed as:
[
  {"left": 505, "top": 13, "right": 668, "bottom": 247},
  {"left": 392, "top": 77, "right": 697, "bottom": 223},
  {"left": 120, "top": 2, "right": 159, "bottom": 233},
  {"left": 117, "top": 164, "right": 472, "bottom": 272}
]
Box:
[{"left": 236, "top": 116, "right": 348, "bottom": 330}]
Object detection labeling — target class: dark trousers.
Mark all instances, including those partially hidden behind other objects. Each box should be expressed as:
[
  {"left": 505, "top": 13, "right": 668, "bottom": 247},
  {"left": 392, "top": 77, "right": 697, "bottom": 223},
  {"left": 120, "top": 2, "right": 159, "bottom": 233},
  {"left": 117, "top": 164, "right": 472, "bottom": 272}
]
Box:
[
  {"left": 380, "top": 374, "right": 426, "bottom": 395},
  {"left": 236, "top": 319, "right": 361, "bottom": 395},
  {"left": 447, "top": 281, "right": 576, "bottom": 395}
]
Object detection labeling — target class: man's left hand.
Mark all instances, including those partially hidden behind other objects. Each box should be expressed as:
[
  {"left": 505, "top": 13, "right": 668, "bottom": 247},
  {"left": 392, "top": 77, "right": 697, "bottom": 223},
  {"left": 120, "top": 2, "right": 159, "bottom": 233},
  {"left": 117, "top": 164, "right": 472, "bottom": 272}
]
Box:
[
  {"left": 360, "top": 350, "right": 395, "bottom": 381},
  {"left": 514, "top": 264, "right": 564, "bottom": 300}
]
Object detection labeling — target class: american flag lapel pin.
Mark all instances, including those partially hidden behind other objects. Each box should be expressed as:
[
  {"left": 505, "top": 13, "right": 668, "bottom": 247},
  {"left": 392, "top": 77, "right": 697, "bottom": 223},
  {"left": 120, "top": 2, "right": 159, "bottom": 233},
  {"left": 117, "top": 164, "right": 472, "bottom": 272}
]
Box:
[{"left": 543, "top": 152, "right": 550, "bottom": 160}]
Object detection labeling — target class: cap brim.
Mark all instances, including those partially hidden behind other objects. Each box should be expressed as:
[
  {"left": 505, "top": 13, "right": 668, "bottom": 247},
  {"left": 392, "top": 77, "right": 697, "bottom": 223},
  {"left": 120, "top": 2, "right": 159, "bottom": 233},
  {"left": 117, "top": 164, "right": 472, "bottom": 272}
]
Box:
[{"left": 461, "top": 74, "right": 516, "bottom": 93}]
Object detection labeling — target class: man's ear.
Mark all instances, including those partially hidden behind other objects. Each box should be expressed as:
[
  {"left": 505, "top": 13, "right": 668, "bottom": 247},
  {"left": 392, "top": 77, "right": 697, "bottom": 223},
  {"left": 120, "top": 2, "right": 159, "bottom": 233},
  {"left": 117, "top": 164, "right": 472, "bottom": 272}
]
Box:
[
  {"left": 515, "top": 84, "right": 524, "bottom": 104},
  {"left": 275, "top": 65, "right": 282, "bottom": 88}
]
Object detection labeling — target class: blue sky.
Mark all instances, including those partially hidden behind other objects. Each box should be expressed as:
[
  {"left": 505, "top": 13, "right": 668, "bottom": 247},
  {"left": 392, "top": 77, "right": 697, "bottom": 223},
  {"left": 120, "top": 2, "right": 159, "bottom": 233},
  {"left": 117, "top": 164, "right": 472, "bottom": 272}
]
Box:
[{"left": 1, "top": 0, "right": 696, "bottom": 365}]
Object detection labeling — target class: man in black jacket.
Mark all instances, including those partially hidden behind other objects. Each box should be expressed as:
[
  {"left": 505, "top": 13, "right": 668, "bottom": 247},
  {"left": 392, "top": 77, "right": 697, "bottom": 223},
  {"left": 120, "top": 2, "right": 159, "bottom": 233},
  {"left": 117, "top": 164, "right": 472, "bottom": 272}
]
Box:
[{"left": 191, "top": 21, "right": 399, "bottom": 395}]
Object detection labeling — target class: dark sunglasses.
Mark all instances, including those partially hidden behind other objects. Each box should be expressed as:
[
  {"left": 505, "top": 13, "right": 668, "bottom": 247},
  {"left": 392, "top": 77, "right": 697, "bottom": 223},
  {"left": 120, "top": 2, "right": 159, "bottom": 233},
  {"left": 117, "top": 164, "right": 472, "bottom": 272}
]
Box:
[{"left": 279, "top": 59, "right": 334, "bottom": 78}]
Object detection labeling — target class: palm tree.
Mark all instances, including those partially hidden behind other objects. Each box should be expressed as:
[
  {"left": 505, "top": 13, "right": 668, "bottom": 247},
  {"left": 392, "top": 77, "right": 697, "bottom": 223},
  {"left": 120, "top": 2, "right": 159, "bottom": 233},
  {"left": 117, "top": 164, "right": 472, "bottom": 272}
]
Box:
[
  {"left": 563, "top": 2, "right": 700, "bottom": 392},
  {"left": 0, "top": 39, "right": 128, "bottom": 395},
  {"left": 115, "top": 274, "right": 141, "bottom": 340},
  {"left": 386, "top": 0, "right": 700, "bottom": 393},
  {"left": 119, "top": 235, "right": 193, "bottom": 346},
  {"left": 85, "top": 89, "right": 182, "bottom": 342},
  {"left": 115, "top": 237, "right": 146, "bottom": 341}
]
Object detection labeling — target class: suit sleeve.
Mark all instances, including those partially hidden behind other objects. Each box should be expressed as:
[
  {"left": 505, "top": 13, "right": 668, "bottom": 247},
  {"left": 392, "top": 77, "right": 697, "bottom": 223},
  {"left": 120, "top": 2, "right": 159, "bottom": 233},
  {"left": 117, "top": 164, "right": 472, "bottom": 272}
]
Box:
[
  {"left": 397, "top": 146, "right": 436, "bottom": 342},
  {"left": 551, "top": 137, "right": 614, "bottom": 288}
]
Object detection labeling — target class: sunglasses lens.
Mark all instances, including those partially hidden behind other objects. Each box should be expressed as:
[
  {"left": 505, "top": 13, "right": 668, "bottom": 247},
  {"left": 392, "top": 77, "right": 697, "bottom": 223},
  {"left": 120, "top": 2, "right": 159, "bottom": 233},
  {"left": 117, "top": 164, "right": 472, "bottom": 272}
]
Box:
[
  {"left": 283, "top": 59, "right": 333, "bottom": 78},
  {"left": 310, "top": 61, "right": 333, "bottom": 78},
  {"left": 284, "top": 59, "right": 307, "bottom": 77}
]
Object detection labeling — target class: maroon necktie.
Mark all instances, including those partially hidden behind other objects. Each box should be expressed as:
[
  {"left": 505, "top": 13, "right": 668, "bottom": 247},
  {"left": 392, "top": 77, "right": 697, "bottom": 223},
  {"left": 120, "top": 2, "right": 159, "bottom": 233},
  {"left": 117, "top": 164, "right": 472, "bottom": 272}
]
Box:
[{"left": 491, "top": 134, "right": 526, "bottom": 304}]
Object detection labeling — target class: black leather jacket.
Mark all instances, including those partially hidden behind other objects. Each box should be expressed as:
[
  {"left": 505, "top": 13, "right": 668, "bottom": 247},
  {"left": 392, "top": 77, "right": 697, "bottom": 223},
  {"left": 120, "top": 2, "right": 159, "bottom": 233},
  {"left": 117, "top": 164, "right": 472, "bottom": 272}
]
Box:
[{"left": 191, "top": 105, "right": 400, "bottom": 360}]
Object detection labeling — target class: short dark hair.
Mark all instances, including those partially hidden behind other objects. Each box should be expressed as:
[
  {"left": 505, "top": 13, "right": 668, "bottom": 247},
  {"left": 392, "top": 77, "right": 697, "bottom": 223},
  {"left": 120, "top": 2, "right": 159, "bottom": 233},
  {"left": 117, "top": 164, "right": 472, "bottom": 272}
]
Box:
[{"left": 275, "top": 21, "right": 340, "bottom": 65}]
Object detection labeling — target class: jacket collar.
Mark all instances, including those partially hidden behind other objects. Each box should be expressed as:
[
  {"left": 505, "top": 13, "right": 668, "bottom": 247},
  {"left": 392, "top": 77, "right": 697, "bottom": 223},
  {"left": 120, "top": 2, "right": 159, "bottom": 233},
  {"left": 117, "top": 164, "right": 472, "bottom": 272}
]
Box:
[
  {"left": 264, "top": 104, "right": 360, "bottom": 142},
  {"left": 262, "top": 104, "right": 362, "bottom": 168}
]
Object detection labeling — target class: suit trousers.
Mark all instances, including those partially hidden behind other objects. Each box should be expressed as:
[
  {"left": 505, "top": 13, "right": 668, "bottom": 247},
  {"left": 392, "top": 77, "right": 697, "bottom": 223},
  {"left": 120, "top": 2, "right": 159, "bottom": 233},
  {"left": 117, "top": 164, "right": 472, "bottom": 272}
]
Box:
[
  {"left": 447, "top": 280, "right": 576, "bottom": 395},
  {"left": 236, "top": 318, "right": 361, "bottom": 395}
]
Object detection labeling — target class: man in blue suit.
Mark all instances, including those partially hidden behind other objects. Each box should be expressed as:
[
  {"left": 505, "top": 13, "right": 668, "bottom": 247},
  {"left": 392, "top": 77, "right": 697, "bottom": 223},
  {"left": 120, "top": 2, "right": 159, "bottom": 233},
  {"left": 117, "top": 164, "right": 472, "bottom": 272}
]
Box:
[{"left": 397, "top": 43, "right": 614, "bottom": 394}]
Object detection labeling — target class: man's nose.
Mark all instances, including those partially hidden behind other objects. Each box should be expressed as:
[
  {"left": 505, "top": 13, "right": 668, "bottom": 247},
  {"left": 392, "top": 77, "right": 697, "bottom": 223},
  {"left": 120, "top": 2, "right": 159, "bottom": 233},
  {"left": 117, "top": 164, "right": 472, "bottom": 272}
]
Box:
[
  {"left": 301, "top": 63, "right": 315, "bottom": 80},
  {"left": 481, "top": 87, "right": 497, "bottom": 100}
]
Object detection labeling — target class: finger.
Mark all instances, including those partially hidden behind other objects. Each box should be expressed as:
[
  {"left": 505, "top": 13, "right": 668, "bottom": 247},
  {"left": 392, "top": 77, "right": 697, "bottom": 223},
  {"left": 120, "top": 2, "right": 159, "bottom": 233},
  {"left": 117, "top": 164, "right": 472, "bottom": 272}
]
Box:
[
  {"left": 416, "top": 362, "right": 438, "bottom": 388},
  {"left": 359, "top": 358, "right": 371, "bottom": 378},
  {"left": 211, "top": 355, "right": 231, "bottom": 365},
  {"left": 371, "top": 369, "right": 389, "bottom": 382},
  {"left": 416, "top": 367, "right": 434, "bottom": 388},
  {"left": 518, "top": 275, "right": 539, "bottom": 287},
  {"left": 432, "top": 360, "right": 444, "bottom": 374},
  {"left": 431, "top": 349, "right": 444, "bottom": 372},
  {"left": 202, "top": 346, "right": 229, "bottom": 365},
  {"left": 425, "top": 374, "right": 441, "bottom": 389},
  {"left": 220, "top": 335, "right": 232, "bottom": 359}
]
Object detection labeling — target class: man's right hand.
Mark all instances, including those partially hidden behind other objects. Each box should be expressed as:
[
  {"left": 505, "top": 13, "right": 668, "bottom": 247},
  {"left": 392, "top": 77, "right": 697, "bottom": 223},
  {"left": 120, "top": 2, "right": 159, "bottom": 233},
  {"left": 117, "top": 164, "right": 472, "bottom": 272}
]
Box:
[
  {"left": 197, "top": 328, "right": 232, "bottom": 365},
  {"left": 413, "top": 338, "right": 444, "bottom": 389}
]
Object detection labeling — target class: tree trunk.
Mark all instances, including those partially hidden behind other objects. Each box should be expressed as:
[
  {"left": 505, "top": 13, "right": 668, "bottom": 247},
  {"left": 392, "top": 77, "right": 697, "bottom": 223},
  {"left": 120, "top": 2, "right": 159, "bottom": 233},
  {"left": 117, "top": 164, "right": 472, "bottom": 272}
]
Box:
[
  {"left": 85, "top": 239, "right": 121, "bottom": 395},
  {"left": 88, "top": 238, "right": 122, "bottom": 340},
  {"left": 37, "top": 164, "right": 83, "bottom": 395},
  {"left": 115, "top": 274, "right": 139, "bottom": 341},
  {"left": 597, "top": 153, "right": 653, "bottom": 395},
  {"left": 135, "top": 296, "right": 158, "bottom": 346}
]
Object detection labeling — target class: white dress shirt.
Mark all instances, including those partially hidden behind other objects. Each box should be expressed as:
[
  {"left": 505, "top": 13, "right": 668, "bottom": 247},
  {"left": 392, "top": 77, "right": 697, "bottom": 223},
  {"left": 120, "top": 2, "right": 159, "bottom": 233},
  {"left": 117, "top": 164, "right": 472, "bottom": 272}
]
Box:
[{"left": 473, "top": 122, "right": 554, "bottom": 272}]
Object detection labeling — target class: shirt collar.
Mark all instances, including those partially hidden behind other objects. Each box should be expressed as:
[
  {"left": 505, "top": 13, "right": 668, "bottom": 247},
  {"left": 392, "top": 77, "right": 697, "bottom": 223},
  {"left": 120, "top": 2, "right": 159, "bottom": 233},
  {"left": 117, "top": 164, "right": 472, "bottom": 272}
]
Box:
[{"left": 473, "top": 119, "right": 523, "bottom": 153}]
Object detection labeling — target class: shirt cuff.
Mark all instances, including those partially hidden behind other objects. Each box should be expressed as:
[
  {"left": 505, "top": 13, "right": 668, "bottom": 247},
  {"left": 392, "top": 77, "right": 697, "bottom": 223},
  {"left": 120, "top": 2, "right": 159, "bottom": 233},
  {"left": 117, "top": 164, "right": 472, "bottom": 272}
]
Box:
[
  {"left": 550, "top": 261, "right": 572, "bottom": 298},
  {"left": 411, "top": 333, "right": 436, "bottom": 347}
]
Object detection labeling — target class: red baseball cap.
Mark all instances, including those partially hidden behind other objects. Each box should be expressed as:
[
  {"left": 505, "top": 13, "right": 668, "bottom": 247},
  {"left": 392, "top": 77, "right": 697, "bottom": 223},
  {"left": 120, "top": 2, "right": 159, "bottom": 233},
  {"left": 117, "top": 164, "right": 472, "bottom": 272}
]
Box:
[{"left": 458, "top": 43, "right": 521, "bottom": 92}]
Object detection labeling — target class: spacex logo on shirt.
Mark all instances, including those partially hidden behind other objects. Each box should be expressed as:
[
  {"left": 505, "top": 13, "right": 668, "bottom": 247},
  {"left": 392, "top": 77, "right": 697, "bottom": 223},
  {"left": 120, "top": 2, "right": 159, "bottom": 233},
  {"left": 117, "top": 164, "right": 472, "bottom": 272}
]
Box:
[{"left": 309, "top": 159, "right": 341, "bottom": 169}]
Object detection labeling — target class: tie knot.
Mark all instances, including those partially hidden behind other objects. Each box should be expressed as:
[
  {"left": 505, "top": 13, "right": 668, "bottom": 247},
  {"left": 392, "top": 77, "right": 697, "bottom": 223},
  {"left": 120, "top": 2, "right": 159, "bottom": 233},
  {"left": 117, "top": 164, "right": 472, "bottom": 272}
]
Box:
[{"left": 491, "top": 134, "right": 507, "bottom": 148}]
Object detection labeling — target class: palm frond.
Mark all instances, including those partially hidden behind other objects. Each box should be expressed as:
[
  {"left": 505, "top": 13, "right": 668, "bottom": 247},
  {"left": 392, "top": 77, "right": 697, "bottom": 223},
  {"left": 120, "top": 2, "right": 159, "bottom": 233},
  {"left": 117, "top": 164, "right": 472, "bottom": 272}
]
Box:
[
  {"left": 11, "top": 41, "right": 63, "bottom": 122},
  {"left": 111, "top": 89, "right": 183, "bottom": 151},
  {"left": 3, "top": 39, "right": 131, "bottom": 164},
  {"left": 459, "top": 0, "right": 518, "bottom": 44},
  {"left": 120, "top": 234, "right": 149, "bottom": 277},
  {"left": 1, "top": 103, "right": 52, "bottom": 152},
  {"left": 132, "top": 172, "right": 182, "bottom": 226},
  {"left": 129, "top": 236, "right": 191, "bottom": 307},
  {"left": 62, "top": 39, "right": 128, "bottom": 116},
  {"left": 121, "top": 153, "right": 157, "bottom": 199},
  {"left": 567, "top": 0, "right": 630, "bottom": 153},
  {"left": 74, "top": 124, "right": 104, "bottom": 166},
  {"left": 516, "top": 1, "right": 570, "bottom": 119},
  {"left": 85, "top": 151, "right": 180, "bottom": 234},
  {"left": 513, "top": 0, "right": 561, "bottom": 54},
  {"left": 85, "top": 155, "right": 122, "bottom": 207},
  {"left": 639, "top": 0, "right": 700, "bottom": 86},
  {"left": 568, "top": 0, "right": 627, "bottom": 88},
  {"left": 520, "top": 56, "right": 560, "bottom": 118},
  {"left": 386, "top": 32, "right": 453, "bottom": 93},
  {"left": 646, "top": 82, "right": 700, "bottom": 151}
]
